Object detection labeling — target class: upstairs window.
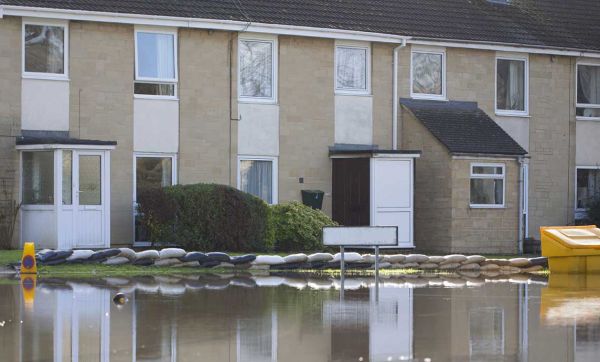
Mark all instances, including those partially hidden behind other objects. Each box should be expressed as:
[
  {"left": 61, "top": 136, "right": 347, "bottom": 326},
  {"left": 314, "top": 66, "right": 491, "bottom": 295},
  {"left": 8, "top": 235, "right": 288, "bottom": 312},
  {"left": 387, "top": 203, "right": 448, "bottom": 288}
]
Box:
[
  {"left": 23, "top": 22, "right": 67, "bottom": 77},
  {"left": 134, "top": 30, "right": 177, "bottom": 97},
  {"left": 239, "top": 38, "right": 276, "bottom": 101},
  {"left": 470, "top": 164, "right": 505, "bottom": 208},
  {"left": 411, "top": 50, "right": 445, "bottom": 100},
  {"left": 577, "top": 64, "right": 600, "bottom": 119},
  {"left": 496, "top": 57, "right": 528, "bottom": 115},
  {"left": 335, "top": 44, "right": 370, "bottom": 94}
]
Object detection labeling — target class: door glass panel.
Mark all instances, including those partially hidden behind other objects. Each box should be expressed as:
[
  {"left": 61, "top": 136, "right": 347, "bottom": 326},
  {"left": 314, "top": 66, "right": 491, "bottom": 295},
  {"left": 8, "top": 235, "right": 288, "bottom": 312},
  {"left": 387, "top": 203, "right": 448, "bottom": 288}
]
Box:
[
  {"left": 62, "top": 151, "right": 72, "bottom": 205},
  {"left": 22, "top": 151, "right": 54, "bottom": 205},
  {"left": 79, "top": 155, "right": 101, "bottom": 205}
]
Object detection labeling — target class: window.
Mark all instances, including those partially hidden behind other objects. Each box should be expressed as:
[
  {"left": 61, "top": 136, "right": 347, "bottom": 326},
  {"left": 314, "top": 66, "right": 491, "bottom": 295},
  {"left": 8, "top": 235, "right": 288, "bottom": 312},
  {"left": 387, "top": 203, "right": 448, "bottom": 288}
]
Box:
[
  {"left": 576, "top": 168, "right": 600, "bottom": 211},
  {"left": 469, "top": 308, "right": 504, "bottom": 359},
  {"left": 134, "top": 30, "right": 177, "bottom": 97},
  {"left": 134, "top": 155, "right": 177, "bottom": 242},
  {"left": 238, "top": 38, "right": 276, "bottom": 101},
  {"left": 22, "top": 151, "right": 54, "bottom": 205},
  {"left": 470, "top": 163, "right": 505, "bottom": 207},
  {"left": 335, "top": 45, "right": 369, "bottom": 94},
  {"left": 496, "top": 57, "right": 528, "bottom": 115},
  {"left": 411, "top": 50, "right": 445, "bottom": 99},
  {"left": 238, "top": 157, "right": 277, "bottom": 204},
  {"left": 23, "top": 22, "right": 67, "bottom": 77},
  {"left": 577, "top": 64, "right": 600, "bottom": 119}
]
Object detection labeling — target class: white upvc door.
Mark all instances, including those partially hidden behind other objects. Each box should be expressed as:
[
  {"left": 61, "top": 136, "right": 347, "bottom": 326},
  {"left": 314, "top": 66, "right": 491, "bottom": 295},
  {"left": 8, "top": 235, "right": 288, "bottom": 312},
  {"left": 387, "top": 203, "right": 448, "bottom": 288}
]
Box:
[
  {"left": 72, "top": 150, "right": 110, "bottom": 248},
  {"left": 370, "top": 157, "right": 415, "bottom": 248}
]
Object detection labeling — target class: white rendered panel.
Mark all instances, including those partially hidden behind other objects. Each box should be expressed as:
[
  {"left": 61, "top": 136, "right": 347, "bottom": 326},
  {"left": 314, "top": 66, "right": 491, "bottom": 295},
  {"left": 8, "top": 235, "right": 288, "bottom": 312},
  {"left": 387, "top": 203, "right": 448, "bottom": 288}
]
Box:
[{"left": 22, "top": 78, "right": 69, "bottom": 131}]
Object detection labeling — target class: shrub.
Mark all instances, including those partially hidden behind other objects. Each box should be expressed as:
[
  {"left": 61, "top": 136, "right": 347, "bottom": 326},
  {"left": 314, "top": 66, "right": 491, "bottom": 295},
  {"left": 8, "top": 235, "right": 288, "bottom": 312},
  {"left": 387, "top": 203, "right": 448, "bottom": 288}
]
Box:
[
  {"left": 137, "top": 183, "right": 274, "bottom": 252},
  {"left": 270, "top": 201, "right": 337, "bottom": 252},
  {"left": 587, "top": 197, "right": 600, "bottom": 227}
]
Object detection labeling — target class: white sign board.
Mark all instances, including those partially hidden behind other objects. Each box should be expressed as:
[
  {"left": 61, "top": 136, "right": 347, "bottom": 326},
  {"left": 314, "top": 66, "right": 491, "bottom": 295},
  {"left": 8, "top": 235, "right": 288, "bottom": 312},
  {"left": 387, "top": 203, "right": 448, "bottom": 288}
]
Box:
[{"left": 323, "top": 226, "right": 398, "bottom": 247}]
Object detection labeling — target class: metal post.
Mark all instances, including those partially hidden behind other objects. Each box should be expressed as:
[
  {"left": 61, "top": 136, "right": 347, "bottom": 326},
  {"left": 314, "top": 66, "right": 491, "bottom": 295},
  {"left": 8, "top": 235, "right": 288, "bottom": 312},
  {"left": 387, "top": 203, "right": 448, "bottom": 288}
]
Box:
[
  {"left": 340, "top": 246, "right": 345, "bottom": 301},
  {"left": 340, "top": 246, "right": 345, "bottom": 276},
  {"left": 375, "top": 246, "right": 380, "bottom": 302}
]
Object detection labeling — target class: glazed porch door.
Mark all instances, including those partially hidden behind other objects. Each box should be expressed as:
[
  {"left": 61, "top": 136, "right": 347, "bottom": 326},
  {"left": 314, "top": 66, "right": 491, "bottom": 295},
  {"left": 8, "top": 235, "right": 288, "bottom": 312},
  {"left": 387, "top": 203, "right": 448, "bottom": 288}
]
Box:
[{"left": 73, "top": 151, "right": 108, "bottom": 248}]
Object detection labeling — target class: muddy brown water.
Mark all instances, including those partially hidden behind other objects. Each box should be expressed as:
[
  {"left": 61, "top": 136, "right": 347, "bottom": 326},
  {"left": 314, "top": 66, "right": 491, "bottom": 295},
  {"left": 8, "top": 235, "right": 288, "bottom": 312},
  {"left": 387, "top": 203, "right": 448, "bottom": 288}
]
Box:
[{"left": 0, "top": 273, "right": 599, "bottom": 361}]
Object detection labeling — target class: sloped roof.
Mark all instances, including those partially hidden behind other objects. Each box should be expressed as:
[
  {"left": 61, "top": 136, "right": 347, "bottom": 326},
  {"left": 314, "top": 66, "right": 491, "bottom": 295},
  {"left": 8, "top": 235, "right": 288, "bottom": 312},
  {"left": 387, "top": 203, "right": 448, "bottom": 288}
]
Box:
[
  {"left": 1, "top": 0, "right": 600, "bottom": 52},
  {"left": 400, "top": 98, "right": 527, "bottom": 156}
]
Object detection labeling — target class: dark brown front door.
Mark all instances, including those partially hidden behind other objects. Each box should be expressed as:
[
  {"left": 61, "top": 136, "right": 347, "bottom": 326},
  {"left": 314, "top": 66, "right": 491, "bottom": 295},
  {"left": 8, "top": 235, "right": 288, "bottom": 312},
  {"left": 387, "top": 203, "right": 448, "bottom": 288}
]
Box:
[{"left": 332, "top": 158, "right": 370, "bottom": 226}]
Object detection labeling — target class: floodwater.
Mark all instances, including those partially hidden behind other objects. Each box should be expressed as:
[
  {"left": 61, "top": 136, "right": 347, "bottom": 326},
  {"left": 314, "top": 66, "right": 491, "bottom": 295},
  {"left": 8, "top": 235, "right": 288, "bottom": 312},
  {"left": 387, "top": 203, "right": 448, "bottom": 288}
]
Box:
[{"left": 0, "top": 273, "right": 599, "bottom": 362}]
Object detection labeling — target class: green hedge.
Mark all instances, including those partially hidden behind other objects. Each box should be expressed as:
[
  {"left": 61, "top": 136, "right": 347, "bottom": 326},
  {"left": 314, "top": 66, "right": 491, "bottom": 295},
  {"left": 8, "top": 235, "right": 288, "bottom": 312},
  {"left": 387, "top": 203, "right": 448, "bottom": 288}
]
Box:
[
  {"left": 270, "top": 201, "right": 337, "bottom": 252},
  {"left": 137, "top": 184, "right": 273, "bottom": 252}
]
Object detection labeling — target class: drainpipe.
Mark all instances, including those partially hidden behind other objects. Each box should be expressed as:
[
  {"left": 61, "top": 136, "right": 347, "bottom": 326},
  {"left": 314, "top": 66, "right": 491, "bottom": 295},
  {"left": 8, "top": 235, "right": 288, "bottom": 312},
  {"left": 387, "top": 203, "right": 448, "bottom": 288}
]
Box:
[
  {"left": 518, "top": 157, "right": 525, "bottom": 255},
  {"left": 392, "top": 38, "right": 407, "bottom": 150}
]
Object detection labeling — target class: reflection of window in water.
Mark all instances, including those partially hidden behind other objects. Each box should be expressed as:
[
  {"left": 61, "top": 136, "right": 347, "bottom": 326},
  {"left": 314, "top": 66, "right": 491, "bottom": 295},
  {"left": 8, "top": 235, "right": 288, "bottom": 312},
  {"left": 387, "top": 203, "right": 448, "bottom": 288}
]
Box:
[
  {"left": 469, "top": 308, "right": 504, "bottom": 360},
  {"left": 237, "top": 310, "right": 277, "bottom": 362},
  {"left": 576, "top": 324, "right": 600, "bottom": 361}
]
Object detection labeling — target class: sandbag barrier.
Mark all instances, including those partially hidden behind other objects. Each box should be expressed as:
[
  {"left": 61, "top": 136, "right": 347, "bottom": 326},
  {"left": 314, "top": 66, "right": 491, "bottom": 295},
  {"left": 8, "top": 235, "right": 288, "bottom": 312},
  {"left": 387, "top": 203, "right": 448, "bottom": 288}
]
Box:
[
  {"left": 1, "top": 272, "right": 549, "bottom": 296},
  {"left": 34, "top": 249, "right": 548, "bottom": 275}
]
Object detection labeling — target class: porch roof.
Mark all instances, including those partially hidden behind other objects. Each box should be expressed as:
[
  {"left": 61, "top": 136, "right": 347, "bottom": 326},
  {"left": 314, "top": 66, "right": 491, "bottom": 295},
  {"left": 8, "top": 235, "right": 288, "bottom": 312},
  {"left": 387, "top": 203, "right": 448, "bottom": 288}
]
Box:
[
  {"left": 400, "top": 98, "right": 527, "bottom": 157},
  {"left": 16, "top": 134, "right": 117, "bottom": 147},
  {"left": 328, "top": 144, "right": 421, "bottom": 158}
]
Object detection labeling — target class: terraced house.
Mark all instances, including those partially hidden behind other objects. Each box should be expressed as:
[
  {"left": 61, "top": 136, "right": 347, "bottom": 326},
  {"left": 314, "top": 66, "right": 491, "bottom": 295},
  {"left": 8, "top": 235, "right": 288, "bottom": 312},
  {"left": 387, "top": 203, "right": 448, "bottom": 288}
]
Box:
[{"left": 0, "top": 0, "right": 599, "bottom": 254}]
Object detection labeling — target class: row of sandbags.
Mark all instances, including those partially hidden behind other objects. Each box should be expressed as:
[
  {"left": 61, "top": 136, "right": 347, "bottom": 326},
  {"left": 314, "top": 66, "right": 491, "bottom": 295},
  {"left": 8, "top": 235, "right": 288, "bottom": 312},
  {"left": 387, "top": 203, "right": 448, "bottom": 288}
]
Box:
[
  {"left": 35, "top": 248, "right": 548, "bottom": 273},
  {"left": 27, "top": 272, "right": 549, "bottom": 296}
]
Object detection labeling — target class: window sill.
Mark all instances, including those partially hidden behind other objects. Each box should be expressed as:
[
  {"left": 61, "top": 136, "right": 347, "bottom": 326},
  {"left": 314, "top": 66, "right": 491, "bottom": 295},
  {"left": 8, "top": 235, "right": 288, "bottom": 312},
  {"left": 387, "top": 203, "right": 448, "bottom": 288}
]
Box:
[
  {"left": 238, "top": 99, "right": 279, "bottom": 105},
  {"left": 335, "top": 90, "right": 372, "bottom": 97},
  {"left": 134, "top": 94, "right": 179, "bottom": 101},
  {"left": 495, "top": 112, "right": 530, "bottom": 118},
  {"left": 576, "top": 116, "right": 600, "bottom": 121},
  {"left": 410, "top": 94, "right": 447, "bottom": 101},
  {"left": 22, "top": 73, "right": 69, "bottom": 82},
  {"left": 470, "top": 205, "right": 506, "bottom": 209}
]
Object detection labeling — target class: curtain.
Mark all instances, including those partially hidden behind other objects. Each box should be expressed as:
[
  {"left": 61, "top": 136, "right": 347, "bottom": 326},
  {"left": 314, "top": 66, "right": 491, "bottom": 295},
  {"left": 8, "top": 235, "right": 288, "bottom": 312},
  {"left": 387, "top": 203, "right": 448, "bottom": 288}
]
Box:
[
  {"left": 241, "top": 160, "right": 273, "bottom": 203},
  {"left": 336, "top": 47, "right": 367, "bottom": 90},
  {"left": 137, "top": 32, "right": 175, "bottom": 79},
  {"left": 412, "top": 52, "right": 442, "bottom": 95},
  {"left": 497, "top": 59, "right": 524, "bottom": 111},
  {"left": 578, "top": 65, "right": 600, "bottom": 117},
  {"left": 24, "top": 25, "right": 64, "bottom": 74},
  {"left": 239, "top": 41, "right": 273, "bottom": 98}
]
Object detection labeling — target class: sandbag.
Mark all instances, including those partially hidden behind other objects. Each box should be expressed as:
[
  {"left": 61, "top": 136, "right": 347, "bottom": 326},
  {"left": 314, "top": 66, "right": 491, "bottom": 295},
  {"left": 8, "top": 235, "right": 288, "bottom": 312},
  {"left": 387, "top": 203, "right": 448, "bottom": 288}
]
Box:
[
  {"left": 439, "top": 262, "right": 461, "bottom": 270},
  {"left": 332, "top": 252, "right": 362, "bottom": 263},
  {"left": 442, "top": 255, "right": 467, "bottom": 264},
  {"left": 484, "top": 259, "right": 510, "bottom": 267},
  {"left": 528, "top": 257, "right": 548, "bottom": 267},
  {"left": 307, "top": 253, "right": 333, "bottom": 263},
  {"left": 231, "top": 254, "right": 256, "bottom": 265},
  {"left": 135, "top": 250, "right": 160, "bottom": 260},
  {"left": 133, "top": 258, "right": 155, "bottom": 266},
  {"left": 159, "top": 248, "right": 186, "bottom": 260},
  {"left": 509, "top": 258, "right": 531, "bottom": 268},
  {"left": 103, "top": 257, "right": 131, "bottom": 265},
  {"left": 253, "top": 255, "right": 285, "bottom": 265},
  {"left": 428, "top": 256, "right": 445, "bottom": 263},
  {"left": 90, "top": 249, "right": 120, "bottom": 261},
  {"left": 459, "top": 263, "right": 481, "bottom": 271},
  {"left": 386, "top": 254, "right": 406, "bottom": 263},
  {"left": 67, "top": 249, "right": 94, "bottom": 262},
  {"left": 405, "top": 254, "right": 429, "bottom": 264},
  {"left": 199, "top": 260, "right": 221, "bottom": 268},
  {"left": 481, "top": 264, "right": 500, "bottom": 271},
  {"left": 38, "top": 250, "right": 73, "bottom": 263},
  {"left": 419, "top": 263, "right": 439, "bottom": 270},
  {"left": 463, "top": 255, "right": 486, "bottom": 264},
  {"left": 270, "top": 262, "right": 308, "bottom": 270},
  {"left": 180, "top": 252, "right": 208, "bottom": 263},
  {"left": 206, "top": 252, "right": 231, "bottom": 263},
  {"left": 118, "top": 248, "right": 137, "bottom": 261},
  {"left": 154, "top": 258, "right": 182, "bottom": 267},
  {"left": 284, "top": 253, "right": 308, "bottom": 264},
  {"left": 216, "top": 262, "right": 235, "bottom": 268}
]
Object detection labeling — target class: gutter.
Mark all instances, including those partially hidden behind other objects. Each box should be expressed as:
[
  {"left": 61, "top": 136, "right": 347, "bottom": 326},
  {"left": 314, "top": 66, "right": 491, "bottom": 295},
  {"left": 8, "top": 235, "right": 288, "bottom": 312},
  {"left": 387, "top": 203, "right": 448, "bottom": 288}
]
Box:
[
  {"left": 518, "top": 157, "right": 526, "bottom": 255},
  {"left": 392, "top": 38, "right": 407, "bottom": 150}
]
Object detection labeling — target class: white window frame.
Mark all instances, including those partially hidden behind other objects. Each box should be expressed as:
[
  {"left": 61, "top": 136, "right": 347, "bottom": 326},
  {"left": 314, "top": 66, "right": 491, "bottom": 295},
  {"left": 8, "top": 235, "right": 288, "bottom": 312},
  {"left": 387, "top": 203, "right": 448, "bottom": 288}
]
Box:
[
  {"left": 495, "top": 54, "right": 529, "bottom": 117},
  {"left": 134, "top": 27, "right": 178, "bottom": 100},
  {"left": 575, "top": 62, "right": 600, "bottom": 121},
  {"left": 470, "top": 162, "right": 506, "bottom": 208},
  {"left": 237, "top": 155, "right": 278, "bottom": 204},
  {"left": 410, "top": 49, "right": 446, "bottom": 101},
  {"left": 22, "top": 18, "right": 69, "bottom": 81},
  {"left": 237, "top": 35, "right": 278, "bottom": 104},
  {"left": 334, "top": 41, "right": 371, "bottom": 95},
  {"left": 575, "top": 166, "right": 600, "bottom": 218},
  {"left": 133, "top": 152, "right": 178, "bottom": 245}
]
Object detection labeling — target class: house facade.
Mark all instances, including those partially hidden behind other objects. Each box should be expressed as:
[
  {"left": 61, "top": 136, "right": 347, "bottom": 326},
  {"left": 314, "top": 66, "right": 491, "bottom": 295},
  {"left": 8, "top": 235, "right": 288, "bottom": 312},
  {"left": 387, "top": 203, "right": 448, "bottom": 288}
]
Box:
[{"left": 1, "top": 0, "right": 599, "bottom": 253}]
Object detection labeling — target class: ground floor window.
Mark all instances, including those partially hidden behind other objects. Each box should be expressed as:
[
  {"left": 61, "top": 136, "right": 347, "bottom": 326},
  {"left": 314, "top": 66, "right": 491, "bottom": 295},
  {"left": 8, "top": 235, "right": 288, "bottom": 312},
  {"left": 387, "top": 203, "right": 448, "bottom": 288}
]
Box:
[
  {"left": 238, "top": 156, "right": 277, "bottom": 204},
  {"left": 134, "top": 154, "right": 177, "bottom": 243},
  {"left": 22, "top": 151, "right": 54, "bottom": 205},
  {"left": 470, "top": 163, "right": 505, "bottom": 208},
  {"left": 576, "top": 168, "right": 600, "bottom": 211}
]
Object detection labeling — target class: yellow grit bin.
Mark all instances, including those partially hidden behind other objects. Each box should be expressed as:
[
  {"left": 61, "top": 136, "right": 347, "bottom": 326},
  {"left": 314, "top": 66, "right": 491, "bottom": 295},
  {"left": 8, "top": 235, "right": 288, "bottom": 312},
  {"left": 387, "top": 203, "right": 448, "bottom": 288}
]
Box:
[{"left": 541, "top": 225, "right": 600, "bottom": 274}]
